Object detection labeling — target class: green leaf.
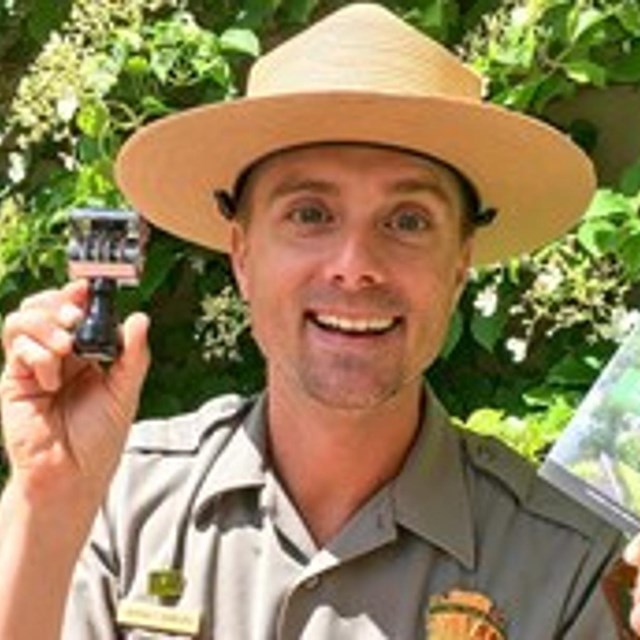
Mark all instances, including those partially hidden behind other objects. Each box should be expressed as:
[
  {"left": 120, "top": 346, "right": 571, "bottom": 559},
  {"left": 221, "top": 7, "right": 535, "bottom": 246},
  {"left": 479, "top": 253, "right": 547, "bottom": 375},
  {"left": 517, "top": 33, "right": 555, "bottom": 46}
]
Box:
[
  {"left": 490, "top": 32, "right": 536, "bottom": 69},
  {"left": 464, "top": 408, "right": 506, "bottom": 436},
  {"left": 124, "top": 54, "right": 150, "bottom": 77},
  {"left": 470, "top": 309, "right": 507, "bottom": 352},
  {"left": 620, "top": 157, "right": 640, "bottom": 196},
  {"left": 138, "top": 236, "right": 183, "bottom": 302},
  {"left": 570, "top": 7, "right": 609, "bottom": 43},
  {"left": 140, "top": 95, "right": 173, "bottom": 118},
  {"left": 616, "top": 0, "right": 640, "bottom": 34},
  {"left": 417, "top": 0, "right": 447, "bottom": 30},
  {"left": 219, "top": 28, "right": 260, "bottom": 57},
  {"left": 577, "top": 218, "right": 620, "bottom": 255},
  {"left": 547, "top": 353, "right": 599, "bottom": 386},
  {"left": 237, "top": 0, "right": 278, "bottom": 30},
  {"left": 499, "top": 77, "right": 541, "bottom": 110},
  {"left": 27, "top": 0, "right": 71, "bottom": 42},
  {"left": 607, "top": 41, "right": 640, "bottom": 83},
  {"left": 81, "top": 54, "right": 122, "bottom": 95},
  {"left": 584, "top": 189, "right": 633, "bottom": 219},
  {"left": 440, "top": 308, "right": 463, "bottom": 359},
  {"left": 208, "top": 57, "right": 232, "bottom": 88},
  {"left": 280, "top": 0, "right": 319, "bottom": 25},
  {"left": 76, "top": 101, "right": 109, "bottom": 138},
  {"left": 530, "top": 72, "right": 575, "bottom": 113},
  {"left": 471, "top": 314, "right": 502, "bottom": 351},
  {"left": 562, "top": 60, "right": 607, "bottom": 87},
  {"left": 150, "top": 47, "right": 179, "bottom": 84},
  {"left": 619, "top": 231, "right": 640, "bottom": 277}
]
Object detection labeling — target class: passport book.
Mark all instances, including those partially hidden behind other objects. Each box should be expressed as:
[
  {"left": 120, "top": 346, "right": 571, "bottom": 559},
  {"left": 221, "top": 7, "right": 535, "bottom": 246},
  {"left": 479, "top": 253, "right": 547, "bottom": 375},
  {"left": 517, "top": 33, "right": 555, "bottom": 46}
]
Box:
[{"left": 540, "top": 321, "right": 640, "bottom": 534}]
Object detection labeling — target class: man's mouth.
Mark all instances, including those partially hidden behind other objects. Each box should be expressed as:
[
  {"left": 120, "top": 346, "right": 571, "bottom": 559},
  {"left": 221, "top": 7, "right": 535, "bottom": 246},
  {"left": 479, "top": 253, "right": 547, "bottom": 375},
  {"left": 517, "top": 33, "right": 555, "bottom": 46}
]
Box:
[{"left": 307, "top": 312, "right": 401, "bottom": 336}]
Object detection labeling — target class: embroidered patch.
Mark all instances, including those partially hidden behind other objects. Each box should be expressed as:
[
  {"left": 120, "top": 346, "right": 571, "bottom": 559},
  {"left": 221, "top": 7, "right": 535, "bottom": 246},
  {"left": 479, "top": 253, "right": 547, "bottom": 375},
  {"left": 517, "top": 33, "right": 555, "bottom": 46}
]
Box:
[{"left": 427, "top": 590, "right": 507, "bottom": 639}]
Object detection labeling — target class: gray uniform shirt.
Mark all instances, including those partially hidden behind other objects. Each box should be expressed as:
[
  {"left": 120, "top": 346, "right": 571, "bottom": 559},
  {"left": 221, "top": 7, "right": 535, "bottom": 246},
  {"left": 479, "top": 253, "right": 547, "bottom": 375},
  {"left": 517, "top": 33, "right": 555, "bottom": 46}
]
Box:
[{"left": 63, "top": 389, "right": 627, "bottom": 639}]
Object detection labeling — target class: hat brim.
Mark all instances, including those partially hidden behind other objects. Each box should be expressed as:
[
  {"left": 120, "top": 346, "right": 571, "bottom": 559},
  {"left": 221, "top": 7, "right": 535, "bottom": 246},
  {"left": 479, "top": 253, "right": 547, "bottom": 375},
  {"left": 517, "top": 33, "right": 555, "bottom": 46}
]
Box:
[{"left": 115, "top": 92, "right": 595, "bottom": 266}]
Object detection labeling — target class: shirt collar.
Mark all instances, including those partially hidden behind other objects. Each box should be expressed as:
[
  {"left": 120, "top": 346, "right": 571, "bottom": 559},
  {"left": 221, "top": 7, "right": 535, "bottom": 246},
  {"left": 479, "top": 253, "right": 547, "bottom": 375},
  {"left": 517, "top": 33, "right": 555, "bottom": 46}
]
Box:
[
  {"left": 193, "top": 393, "right": 268, "bottom": 521},
  {"left": 193, "top": 388, "right": 475, "bottom": 569},
  {"left": 391, "top": 387, "right": 476, "bottom": 570}
]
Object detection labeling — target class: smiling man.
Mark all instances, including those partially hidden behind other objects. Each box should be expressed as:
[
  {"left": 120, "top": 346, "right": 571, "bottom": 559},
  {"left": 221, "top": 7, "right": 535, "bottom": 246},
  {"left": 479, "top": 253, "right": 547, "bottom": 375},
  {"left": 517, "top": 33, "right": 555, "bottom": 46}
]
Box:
[
  {"left": 233, "top": 145, "right": 471, "bottom": 412},
  {"left": 0, "top": 4, "right": 633, "bottom": 639}
]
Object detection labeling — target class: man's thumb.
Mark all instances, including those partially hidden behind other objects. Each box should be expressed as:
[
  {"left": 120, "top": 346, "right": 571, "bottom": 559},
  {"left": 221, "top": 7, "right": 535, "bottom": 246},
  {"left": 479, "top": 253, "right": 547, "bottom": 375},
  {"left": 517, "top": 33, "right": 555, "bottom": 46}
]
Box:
[{"left": 110, "top": 312, "right": 151, "bottom": 399}]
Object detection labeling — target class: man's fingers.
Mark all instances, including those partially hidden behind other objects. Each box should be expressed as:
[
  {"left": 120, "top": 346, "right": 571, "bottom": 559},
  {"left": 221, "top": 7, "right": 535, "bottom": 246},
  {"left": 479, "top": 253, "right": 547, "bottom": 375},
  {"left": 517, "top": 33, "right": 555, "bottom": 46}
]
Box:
[
  {"left": 1, "top": 292, "right": 84, "bottom": 396},
  {"left": 108, "top": 312, "right": 151, "bottom": 398},
  {"left": 8, "top": 335, "right": 63, "bottom": 393},
  {"left": 3, "top": 307, "right": 76, "bottom": 357},
  {"left": 624, "top": 535, "right": 640, "bottom": 634},
  {"left": 19, "top": 280, "right": 89, "bottom": 314},
  {"left": 18, "top": 286, "right": 86, "bottom": 333},
  {"left": 624, "top": 535, "right": 640, "bottom": 566}
]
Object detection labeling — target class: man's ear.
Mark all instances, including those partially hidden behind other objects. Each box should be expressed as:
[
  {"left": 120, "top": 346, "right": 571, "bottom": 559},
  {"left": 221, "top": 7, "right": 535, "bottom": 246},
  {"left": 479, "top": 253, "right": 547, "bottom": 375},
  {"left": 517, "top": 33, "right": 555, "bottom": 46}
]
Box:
[{"left": 230, "top": 223, "right": 249, "bottom": 300}]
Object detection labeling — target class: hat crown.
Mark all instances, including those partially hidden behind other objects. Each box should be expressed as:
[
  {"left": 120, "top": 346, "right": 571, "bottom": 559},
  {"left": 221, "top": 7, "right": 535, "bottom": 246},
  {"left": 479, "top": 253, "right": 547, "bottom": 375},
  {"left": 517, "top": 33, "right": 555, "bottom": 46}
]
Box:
[{"left": 248, "top": 3, "right": 481, "bottom": 100}]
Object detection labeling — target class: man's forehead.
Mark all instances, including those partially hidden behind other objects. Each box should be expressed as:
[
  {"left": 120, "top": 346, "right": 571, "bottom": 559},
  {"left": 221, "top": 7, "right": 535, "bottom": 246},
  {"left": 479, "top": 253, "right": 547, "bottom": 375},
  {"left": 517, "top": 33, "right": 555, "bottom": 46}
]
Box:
[{"left": 244, "top": 143, "right": 462, "bottom": 196}]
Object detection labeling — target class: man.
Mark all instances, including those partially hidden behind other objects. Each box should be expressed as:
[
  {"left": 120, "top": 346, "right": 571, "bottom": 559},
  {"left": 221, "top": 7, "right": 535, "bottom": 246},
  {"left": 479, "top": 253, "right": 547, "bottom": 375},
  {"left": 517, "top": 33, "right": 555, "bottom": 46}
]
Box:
[{"left": 0, "top": 3, "right": 634, "bottom": 638}]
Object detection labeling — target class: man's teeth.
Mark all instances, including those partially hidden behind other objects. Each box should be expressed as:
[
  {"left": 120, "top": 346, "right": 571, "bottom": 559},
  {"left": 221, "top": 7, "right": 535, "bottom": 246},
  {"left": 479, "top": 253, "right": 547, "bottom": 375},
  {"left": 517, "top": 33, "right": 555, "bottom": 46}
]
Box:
[{"left": 314, "top": 313, "right": 396, "bottom": 333}]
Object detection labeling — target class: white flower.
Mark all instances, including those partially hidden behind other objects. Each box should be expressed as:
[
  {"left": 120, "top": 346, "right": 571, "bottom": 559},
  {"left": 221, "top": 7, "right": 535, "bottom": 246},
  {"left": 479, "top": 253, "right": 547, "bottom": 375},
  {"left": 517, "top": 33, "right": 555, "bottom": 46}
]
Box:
[
  {"left": 506, "top": 337, "right": 528, "bottom": 363},
  {"left": 511, "top": 6, "right": 530, "bottom": 27},
  {"left": 607, "top": 308, "right": 640, "bottom": 343},
  {"left": 474, "top": 286, "right": 498, "bottom": 317},
  {"left": 7, "top": 152, "right": 26, "bottom": 183},
  {"left": 56, "top": 92, "right": 79, "bottom": 122},
  {"left": 535, "top": 266, "right": 563, "bottom": 295},
  {"left": 59, "top": 151, "right": 77, "bottom": 171}
]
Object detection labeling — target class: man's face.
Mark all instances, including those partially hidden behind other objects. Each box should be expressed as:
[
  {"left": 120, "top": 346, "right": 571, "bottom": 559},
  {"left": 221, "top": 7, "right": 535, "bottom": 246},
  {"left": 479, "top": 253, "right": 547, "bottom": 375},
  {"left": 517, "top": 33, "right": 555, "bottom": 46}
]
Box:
[{"left": 231, "top": 144, "right": 473, "bottom": 411}]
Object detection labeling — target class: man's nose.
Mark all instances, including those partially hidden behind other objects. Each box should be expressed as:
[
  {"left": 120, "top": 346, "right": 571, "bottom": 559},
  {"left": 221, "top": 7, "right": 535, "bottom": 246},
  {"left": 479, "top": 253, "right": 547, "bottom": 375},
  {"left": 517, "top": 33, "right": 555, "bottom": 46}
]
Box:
[{"left": 324, "top": 231, "right": 387, "bottom": 289}]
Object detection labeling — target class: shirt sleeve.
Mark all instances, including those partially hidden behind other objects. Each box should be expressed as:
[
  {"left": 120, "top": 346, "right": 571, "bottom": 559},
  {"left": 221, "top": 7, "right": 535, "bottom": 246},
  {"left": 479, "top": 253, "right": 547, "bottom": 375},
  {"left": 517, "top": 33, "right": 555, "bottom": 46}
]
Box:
[
  {"left": 61, "top": 507, "right": 120, "bottom": 640},
  {"left": 562, "top": 531, "right": 636, "bottom": 639}
]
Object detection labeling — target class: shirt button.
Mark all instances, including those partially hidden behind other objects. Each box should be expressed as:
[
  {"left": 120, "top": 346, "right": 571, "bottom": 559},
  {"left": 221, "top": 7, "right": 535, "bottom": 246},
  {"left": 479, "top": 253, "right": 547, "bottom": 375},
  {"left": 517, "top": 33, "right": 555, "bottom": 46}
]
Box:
[
  {"left": 303, "top": 575, "right": 321, "bottom": 590},
  {"left": 477, "top": 442, "right": 496, "bottom": 462}
]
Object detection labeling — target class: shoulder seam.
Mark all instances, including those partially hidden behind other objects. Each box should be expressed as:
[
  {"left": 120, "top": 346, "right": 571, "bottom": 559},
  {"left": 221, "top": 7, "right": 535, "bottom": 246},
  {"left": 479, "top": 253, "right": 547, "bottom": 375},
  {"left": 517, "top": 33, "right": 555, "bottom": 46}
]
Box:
[
  {"left": 125, "top": 394, "right": 254, "bottom": 454},
  {"left": 461, "top": 429, "right": 613, "bottom": 539}
]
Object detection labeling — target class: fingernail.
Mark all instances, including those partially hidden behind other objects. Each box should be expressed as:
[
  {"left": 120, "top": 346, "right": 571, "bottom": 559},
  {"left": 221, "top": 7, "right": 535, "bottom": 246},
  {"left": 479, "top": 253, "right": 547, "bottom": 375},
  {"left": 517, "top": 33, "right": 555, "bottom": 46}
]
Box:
[
  {"left": 58, "top": 304, "right": 83, "bottom": 328},
  {"left": 52, "top": 328, "right": 73, "bottom": 352},
  {"left": 625, "top": 540, "right": 639, "bottom": 564}
]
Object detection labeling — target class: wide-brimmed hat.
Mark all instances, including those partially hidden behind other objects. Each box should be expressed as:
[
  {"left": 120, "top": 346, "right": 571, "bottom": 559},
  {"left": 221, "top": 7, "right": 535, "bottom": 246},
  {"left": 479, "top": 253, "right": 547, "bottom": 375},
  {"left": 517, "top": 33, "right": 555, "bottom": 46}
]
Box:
[{"left": 115, "top": 3, "right": 595, "bottom": 266}]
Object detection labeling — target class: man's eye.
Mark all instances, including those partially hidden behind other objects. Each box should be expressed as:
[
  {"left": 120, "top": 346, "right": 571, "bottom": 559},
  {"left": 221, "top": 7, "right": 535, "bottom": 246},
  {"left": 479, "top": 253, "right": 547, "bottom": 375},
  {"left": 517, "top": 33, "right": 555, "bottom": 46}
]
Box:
[
  {"left": 289, "top": 205, "right": 332, "bottom": 226},
  {"left": 386, "top": 209, "right": 429, "bottom": 233}
]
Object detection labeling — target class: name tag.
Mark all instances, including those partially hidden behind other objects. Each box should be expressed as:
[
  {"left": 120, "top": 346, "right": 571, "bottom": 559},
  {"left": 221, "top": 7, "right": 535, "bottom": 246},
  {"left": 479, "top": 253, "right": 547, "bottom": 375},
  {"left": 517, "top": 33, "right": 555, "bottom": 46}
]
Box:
[{"left": 116, "top": 600, "right": 201, "bottom": 636}]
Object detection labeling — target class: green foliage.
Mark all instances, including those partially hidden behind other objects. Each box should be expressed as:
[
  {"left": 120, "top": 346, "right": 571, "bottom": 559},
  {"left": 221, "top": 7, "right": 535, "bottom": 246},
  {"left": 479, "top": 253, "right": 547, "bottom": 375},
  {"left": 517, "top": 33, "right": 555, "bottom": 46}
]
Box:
[
  {"left": 461, "top": 395, "right": 575, "bottom": 463},
  {"left": 467, "top": 0, "right": 640, "bottom": 113}
]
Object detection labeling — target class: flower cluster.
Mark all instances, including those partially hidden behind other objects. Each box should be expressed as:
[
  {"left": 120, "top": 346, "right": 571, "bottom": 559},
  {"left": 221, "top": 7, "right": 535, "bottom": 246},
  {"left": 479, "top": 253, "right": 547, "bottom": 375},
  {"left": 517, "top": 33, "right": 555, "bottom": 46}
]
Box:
[
  {"left": 512, "top": 237, "right": 634, "bottom": 346},
  {"left": 7, "top": 0, "right": 180, "bottom": 150},
  {"left": 196, "top": 285, "right": 250, "bottom": 363}
]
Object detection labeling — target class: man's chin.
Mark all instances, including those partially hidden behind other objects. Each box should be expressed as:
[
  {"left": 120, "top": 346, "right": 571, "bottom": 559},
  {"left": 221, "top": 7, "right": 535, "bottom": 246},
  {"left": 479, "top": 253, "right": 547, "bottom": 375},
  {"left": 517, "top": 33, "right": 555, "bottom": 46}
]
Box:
[{"left": 299, "top": 375, "right": 410, "bottom": 413}]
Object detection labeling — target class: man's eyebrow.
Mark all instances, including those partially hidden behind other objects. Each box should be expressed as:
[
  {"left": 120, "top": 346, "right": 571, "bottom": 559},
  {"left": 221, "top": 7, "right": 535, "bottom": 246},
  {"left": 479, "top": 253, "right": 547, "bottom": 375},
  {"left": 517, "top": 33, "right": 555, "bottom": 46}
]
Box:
[
  {"left": 387, "top": 177, "right": 450, "bottom": 202},
  {"left": 262, "top": 174, "right": 455, "bottom": 208},
  {"left": 266, "top": 177, "right": 339, "bottom": 205}
]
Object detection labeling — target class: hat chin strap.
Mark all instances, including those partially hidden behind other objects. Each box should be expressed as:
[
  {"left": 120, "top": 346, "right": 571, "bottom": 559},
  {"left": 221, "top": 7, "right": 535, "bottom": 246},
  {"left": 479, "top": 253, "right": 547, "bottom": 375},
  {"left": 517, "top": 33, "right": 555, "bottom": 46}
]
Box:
[
  {"left": 472, "top": 207, "right": 498, "bottom": 227},
  {"left": 213, "top": 190, "right": 238, "bottom": 220}
]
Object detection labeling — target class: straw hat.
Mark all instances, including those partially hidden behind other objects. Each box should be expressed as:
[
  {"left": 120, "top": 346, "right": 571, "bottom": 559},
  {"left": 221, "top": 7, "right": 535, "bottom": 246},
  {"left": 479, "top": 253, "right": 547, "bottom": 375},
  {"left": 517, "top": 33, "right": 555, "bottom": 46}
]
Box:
[{"left": 115, "top": 3, "right": 595, "bottom": 266}]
